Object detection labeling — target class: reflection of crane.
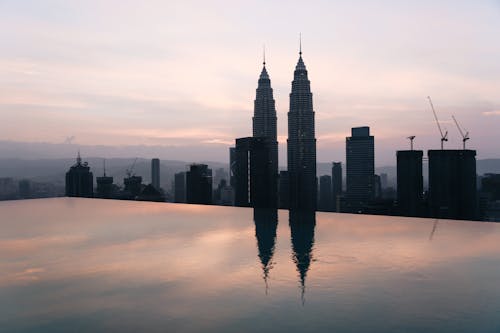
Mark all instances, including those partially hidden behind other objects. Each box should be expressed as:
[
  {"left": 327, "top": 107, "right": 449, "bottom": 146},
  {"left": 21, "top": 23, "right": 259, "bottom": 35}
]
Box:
[
  {"left": 427, "top": 96, "right": 448, "bottom": 150},
  {"left": 452, "top": 115, "right": 470, "bottom": 150},
  {"left": 407, "top": 135, "right": 416, "bottom": 150},
  {"left": 126, "top": 158, "right": 138, "bottom": 178}
]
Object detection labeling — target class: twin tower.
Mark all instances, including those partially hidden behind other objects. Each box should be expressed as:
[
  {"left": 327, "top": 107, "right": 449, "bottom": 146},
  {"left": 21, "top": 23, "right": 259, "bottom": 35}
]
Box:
[{"left": 236, "top": 47, "right": 317, "bottom": 210}]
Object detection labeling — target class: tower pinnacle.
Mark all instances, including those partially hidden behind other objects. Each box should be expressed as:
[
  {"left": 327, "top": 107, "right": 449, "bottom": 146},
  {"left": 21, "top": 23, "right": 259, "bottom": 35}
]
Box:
[
  {"left": 299, "top": 33, "right": 302, "bottom": 56},
  {"left": 263, "top": 44, "right": 266, "bottom": 66}
]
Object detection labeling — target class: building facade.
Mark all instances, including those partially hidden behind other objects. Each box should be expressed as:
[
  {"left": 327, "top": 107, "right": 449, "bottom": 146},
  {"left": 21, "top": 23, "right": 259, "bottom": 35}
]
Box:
[
  {"left": 65, "top": 153, "right": 93, "bottom": 198},
  {"left": 397, "top": 150, "right": 423, "bottom": 217},
  {"left": 151, "top": 158, "right": 160, "bottom": 190},
  {"left": 318, "top": 175, "right": 333, "bottom": 211},
  {"left": 174, "top": 171, "right": 186, "bottom": 203},
  {"left": 253, "top": 58, "right": 278, "bottom": 186},
  {"left": 345, "top": 127, "right": 375, "bottom": 212},
  {"left": 186, "top": 164, "right": 212, "bottom": 205},
  {"left": 234, "top": 137, "right": 276, "bottom": 208},
  {"left": 428, "top": 149, "right": 477, "bottom": 220},
  {"left": 332, "top": 162, "right": 342, "bottom": 211}
]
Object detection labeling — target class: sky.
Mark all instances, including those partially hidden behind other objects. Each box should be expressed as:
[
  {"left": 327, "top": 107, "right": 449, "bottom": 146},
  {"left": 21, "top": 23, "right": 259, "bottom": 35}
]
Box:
[{"left": 0, "top": 0, "right": 499, "bottom": 166}]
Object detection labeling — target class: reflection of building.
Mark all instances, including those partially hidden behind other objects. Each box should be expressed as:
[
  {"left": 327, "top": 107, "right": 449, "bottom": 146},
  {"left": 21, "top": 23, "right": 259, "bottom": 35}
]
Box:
[
  {"left": 318, "top": 175, "right": 332, "bottom": 211},
  {"left": 253, "top": 208, "right": 278, "bottom": 294},
  {"left": 65, "top": 153, "right": 93, "bottom": 198},
  {"left": 186, "top": 164, "right": 212, "bottom": 205},
  {"left": 289, "top": 210, "right": 316, "bottom": 304},
  {"left": 234, "top": 137, "right": 276, "bottom": 208},
  {"left": 287, "top": 48, "right": 317, "bottom": 210},
  {"left": 428, "top": 149, "right": 477, "bottom": 220},
  {"left": 346, "top": 127, "right": 374, "bottom": 212},
  {"left": 151, "top": 158, "right": 160, "bottom": 191},
  {"left": 397, "top": 150, "right": 423, "bottom": 217},
  {"left": 174, "top": 172, "right": 186, "bottom": 203}
]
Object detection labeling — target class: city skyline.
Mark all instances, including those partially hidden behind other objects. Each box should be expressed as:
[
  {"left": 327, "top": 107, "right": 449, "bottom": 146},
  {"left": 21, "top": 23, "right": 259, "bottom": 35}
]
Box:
[{"left": 1, "top": 1, "right": 500, "bottom": 166}]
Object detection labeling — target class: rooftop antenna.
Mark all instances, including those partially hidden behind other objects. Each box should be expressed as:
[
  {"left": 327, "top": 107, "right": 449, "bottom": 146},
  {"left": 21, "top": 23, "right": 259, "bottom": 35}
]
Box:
[
  {"left": 103, "top": 159, "right": 107, "bottom": 177},
  {"left": 452, "top": 115, "right": 470, "bottom": 150},
  {"left": 77, "top": 150, "right": 82, "bottom": 165},
  {"left": 407, "top": 135, "right": 416, "bottom": 151},
  {"left": 427, "top": 96, "right": 448, "bottom": 150}
]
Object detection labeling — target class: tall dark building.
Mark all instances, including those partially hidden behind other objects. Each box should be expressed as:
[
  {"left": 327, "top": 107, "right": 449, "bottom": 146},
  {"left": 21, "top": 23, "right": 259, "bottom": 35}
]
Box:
[
  {"left": 428, "top": 149, "right": 477, "bottom": 220},
  {"left": 234, "top": 137, "right": 276, "bottom": 208},
  {"left": 397, "top": 150, "right": 423, "bottom": 217},
  {"left": 332, "top": 162, "right": 342, "bottom": 211},
  {"left": 346, "top": 127, "right": 374, "bottom": 212},
  {"left": 174, "top": 171, "right": 186, "bottom": 203},
  {"left": 95, "top": 159, "right": 114, "bottom": 199},
  {"left": 151, "top": 158, "right": 160, "bottom": 190},
  {"left": 287, "top": 46, "right": 317, "bottom": 210},
  {"left": 186, "top": 164, "right": 212, "bottom": 205},
  {"left": 253, "top": 56, "right": 278, "bottom": 183},
  {"left": 318, "top": 175, "right": 332, "bottom": 211},
  {"left": 65, "top": 153, "right": 93, "bottom": 198}
]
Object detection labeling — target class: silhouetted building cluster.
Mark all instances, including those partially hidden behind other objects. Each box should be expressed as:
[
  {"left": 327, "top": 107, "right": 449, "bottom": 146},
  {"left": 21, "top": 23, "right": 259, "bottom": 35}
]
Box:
[
  {"left": 64, "top": 155, "right": 165, "bottom": 202},
  {"left": 232, "top": 45, "right": 316, "bottom": 211},
  {"left": 6, "top": 46, "right": 490, "bottom": 223}
]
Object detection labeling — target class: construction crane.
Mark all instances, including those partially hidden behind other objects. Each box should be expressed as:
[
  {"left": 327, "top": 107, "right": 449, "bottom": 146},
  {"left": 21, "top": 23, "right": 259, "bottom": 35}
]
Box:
[
  {"left": 452, "top": 115, "right": 470, "bottom": 150},
  {"left": 126, "top": 158, "right": 138, "bottom": 178},
  {"left": 427, "top": 96, "right": 448, "bottom": 150},
  {"left": 407, "top": 135, "right": 416, "bottom": 150}
]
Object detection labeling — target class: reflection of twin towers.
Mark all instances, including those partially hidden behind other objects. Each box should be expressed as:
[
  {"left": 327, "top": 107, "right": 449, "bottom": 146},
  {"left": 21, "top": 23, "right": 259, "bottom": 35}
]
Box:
[{"left": 254, "top": 209, "right": 316, "bottom": 303}]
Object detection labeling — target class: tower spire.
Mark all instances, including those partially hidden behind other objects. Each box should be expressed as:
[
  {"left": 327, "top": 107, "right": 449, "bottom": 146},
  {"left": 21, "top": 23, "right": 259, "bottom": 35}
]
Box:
[
  {"left": 77, "top": 150, "right": 82, "bottom": 165},
  {"left": 263, "top": 44, "right": 266, "bottom": 66},
  {"left": 299, "top": 33, "right": 302, "bottom": 56}
]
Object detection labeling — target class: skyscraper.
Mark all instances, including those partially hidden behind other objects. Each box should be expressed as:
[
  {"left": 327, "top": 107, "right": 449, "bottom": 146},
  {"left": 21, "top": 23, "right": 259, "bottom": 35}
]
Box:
[
  {"left": 318, "top": 175, "right": 333, "bottom": 211},
  {"left": 96, "top": 160, "right": 114, "bottom": 199},
  {"left": 65, "top": 152, "right": 93, "bottom": 198},
  {"left": 253, "top": 54, "right": 278, "bottom": 182},
  {"left": 397, "top": 150, "right": 423, "bottom": 217},
  {"left": 174, "top": 171, "right": 186, "bottom": 203},
  {"left": 186, "top": 164, "right": 212, "bottom": 205},
  {"left": 346, "top": 126, "right": 375, "bottom": 213},
  {"left": 234, "top": 137, "right": 276, "bottom": 208},
  {"left": 428, "top": 149, "right": 477, "bottom": 220},
  {"left": 332, "top": 162, "right": 342, "bottom": 211},
  {"left": 287, "top": 44, "right": 317, "bottom": 210},
  {"left": 151, "top": 158, "right": 160, "bottom": 190}
]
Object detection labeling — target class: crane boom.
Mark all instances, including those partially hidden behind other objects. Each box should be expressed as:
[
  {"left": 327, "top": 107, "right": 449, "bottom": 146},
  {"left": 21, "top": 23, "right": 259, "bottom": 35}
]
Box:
[
  {"left": 427, "top": 96, "right": 448, "bottom": 149},
  {"left": 452, "top": 115, "right": 469, "bottom": 149},
  {"left": 126, "top": 158, "right": 138, "bottom": 177}
]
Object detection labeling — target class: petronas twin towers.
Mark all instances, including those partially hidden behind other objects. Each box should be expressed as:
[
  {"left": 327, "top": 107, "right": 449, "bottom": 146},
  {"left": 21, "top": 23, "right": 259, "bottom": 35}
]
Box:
[{"left": 252, "top": 46, "right": 317, "bottom": 210}]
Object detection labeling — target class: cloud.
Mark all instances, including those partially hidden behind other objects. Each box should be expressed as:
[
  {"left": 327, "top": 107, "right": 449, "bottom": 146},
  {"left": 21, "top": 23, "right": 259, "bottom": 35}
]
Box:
[{"left": 482, "top": 110, "right": 500, "bottom": 116}]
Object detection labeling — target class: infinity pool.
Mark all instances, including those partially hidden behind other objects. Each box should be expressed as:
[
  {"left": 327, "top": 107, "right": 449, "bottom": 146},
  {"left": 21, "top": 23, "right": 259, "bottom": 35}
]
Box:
[{"left": 1, "top": 198, "right": 500, "bottom": 332}]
